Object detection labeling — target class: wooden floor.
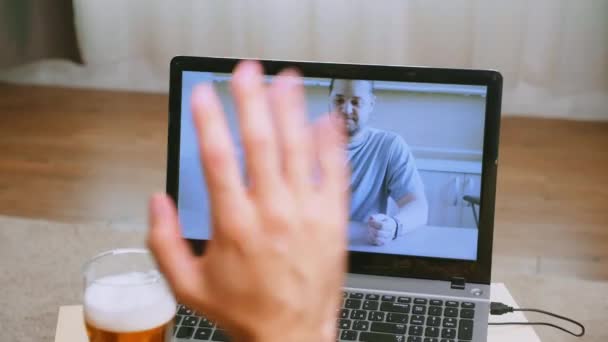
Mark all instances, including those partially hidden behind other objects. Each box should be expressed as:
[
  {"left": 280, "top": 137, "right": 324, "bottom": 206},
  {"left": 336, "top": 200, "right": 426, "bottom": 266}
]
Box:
[{"left": 1, "top": 83, "right": 607, "bottom": 281}]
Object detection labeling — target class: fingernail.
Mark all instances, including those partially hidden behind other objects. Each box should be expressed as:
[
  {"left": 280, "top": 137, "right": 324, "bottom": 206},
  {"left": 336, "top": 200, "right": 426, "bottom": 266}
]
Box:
[
  {"left": 237, "top": 60, "right": 262, "bottom": 82},
  {"left": 192, "top": 84, "right": 213, "bottom": 107},
  {"left": 281, "top": 71, "right": 301, "bottom": 87}
]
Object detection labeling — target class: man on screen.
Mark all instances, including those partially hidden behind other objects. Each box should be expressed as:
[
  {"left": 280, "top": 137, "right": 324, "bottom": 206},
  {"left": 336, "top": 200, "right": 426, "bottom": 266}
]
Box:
[{"left": 329, "top": 79, "right": 429, "bottom": 246}]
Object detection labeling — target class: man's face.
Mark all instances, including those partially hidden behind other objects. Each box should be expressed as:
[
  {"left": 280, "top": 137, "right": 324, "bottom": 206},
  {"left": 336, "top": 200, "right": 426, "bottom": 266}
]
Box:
[{"left": 329, "top": 80, "right": 375, "bottom": 138}]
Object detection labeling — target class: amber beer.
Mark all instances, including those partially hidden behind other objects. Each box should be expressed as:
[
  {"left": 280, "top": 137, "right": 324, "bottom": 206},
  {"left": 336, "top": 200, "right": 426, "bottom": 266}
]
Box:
[{"left": 83, "top": 249, "right": 177, "bottom": 342}]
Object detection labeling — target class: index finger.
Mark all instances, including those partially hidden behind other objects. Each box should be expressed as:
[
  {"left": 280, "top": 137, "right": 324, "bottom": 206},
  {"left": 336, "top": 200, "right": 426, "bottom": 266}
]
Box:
[
  {"left": 191, "top": 84, "right": 249, "bottom": 237},
  {"left": 231, "top": 61, "right": 283, "bottom": 199}
]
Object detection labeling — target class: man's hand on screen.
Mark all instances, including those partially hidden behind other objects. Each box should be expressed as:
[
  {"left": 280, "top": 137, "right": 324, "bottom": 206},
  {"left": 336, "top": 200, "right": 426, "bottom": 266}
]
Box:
[{"left": 367, "top": 213, "right": 397, "bottom": 246}]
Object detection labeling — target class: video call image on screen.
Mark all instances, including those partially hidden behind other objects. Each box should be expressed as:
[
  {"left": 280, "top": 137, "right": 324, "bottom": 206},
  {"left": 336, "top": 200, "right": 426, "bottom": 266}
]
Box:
[{"left": 178, "top": 71, "right": 487, "bottom": 261}]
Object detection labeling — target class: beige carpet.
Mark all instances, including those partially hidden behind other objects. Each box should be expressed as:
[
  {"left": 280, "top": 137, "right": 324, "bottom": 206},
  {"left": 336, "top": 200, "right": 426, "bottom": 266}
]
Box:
[
  {"left": 0, "top": 216, "right": 145, "bottom": 342},
  {"left": 1, "top": 215, "right": 606, "bottom": 342}
]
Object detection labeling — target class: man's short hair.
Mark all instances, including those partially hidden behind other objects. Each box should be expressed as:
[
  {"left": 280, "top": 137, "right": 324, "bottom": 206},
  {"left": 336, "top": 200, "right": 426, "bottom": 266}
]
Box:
[{"left": 329, "top": 79, "right": 375, "bottom": 95}]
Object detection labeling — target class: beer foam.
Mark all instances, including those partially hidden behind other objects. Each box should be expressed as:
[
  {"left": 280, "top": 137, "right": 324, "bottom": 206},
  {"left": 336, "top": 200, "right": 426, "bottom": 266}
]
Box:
[{"left": 84, "top": 271, "right": 177, "bottom": 333}]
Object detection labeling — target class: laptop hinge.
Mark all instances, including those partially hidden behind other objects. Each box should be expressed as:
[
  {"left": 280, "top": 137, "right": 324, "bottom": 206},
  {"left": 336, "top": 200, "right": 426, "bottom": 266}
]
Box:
[{"left": 450, "top": 277, "right": 466, "bottom": 290}]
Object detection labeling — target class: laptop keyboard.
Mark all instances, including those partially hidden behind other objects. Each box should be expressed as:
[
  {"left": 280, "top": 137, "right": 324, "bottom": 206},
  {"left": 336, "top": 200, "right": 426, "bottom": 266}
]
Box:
[{"left": 173, "top": 290, "right": 477, "bottom": 341}]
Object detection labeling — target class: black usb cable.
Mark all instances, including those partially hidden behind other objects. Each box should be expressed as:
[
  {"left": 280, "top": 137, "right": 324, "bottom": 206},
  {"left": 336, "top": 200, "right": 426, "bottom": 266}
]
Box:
[{"left": 489, "top": 302, "right": 585, "bottom": 337}]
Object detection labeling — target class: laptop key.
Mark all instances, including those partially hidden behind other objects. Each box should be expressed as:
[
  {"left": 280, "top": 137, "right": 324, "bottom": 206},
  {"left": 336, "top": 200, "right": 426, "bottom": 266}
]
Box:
[
  {"left": 445, "top": 301, "right": 459, "bottom": 307},
  {"left": 211, "top": 329, "right": 230, "bottom": 341},
  {"left": 426, "top": 316, "right": 440, "bottom": 327},
  {"left": 176, "top": 326, "right": 195, "bottom": 338},
  {"left": 340, "top": 309, "right": 350, "bottom": 319},
  {"left": 430, "top": 299, "right": 443, "bottom": 306},
  {"left": 382, "top": 295, "right": 396, "bottom": 302},
  {"left": 345, "top": 299, "right": 362, "bottom": 309},
  {"left": 183, "top": 316, "right": 199, "bottom": 326},
  {"left": 410, "top": 315, "right": 425, "bottom": 325},
  {"left": 350, "top": 310, "right": 366, "bottom": 320},
  {"left": 413, "top": 298, "right": 428, "bottom": 305},
  {"left": 175, "top": 315, "right": 183, "bottom": 325},
  {"left": 423, "top": 338, "right": 438, "bottom": 342},
  {"left": 363, "top": 300, "right": 379, "bottom": 311},
  {"left": 352, "top": 320, "right": 370, "bottom": 331},
  {"left": 380, "top": 302, "right": 410, "bottom": 313},
  {"left": 198, "top": 317, "right": 214, "bottom": 328},
  {"left": 413, "top": 305, "right": 427, "bottom": 315},
  {"left": 386, "top": 313, "right": 408, "bottom": 324},
  {"left": 366, "top": 294, "right": 380, "bottom": 300},
  {"left": 350, "top": 292, "right": 364, "bottom": 299},
  {"left": 370, "top": 322, "right": 407, "bottom": 334},
  {"left": 460, "top": 308, "right": 475, "bottom": 319},
  {"left": 397, "top": 296, "right": 412, "bottom": 304},
  {"left": 439, "top": 339, "right": 454, "bottom": 342},
  {"left": 425, "top": 327, "right": 440, "bottom": 337},
  {"left": 458, "top": 319, "right": 474, "bottom": 340},
  {"left": 461, "top": 302, "right": 475, "bottom": 309},
  {"left": 340, "top": 330, "right": 358, "bottom": 340},
  {"left": 359, "top": 332, "right": 405, "bottom": 342},
  {"left": 430, "top": 306, "right": 443, "bottom": 316},
  {"left": 444, "top": 307, "right": 458, "bottom": 317},
  {"left": 193, "top": 328, "right": 212, "bottom": 340},
  {"left": 409, "top": 325, "right": 423, "bottom": 336},
  {"left": 407, "top": 337, "right": 422, "bottom": 342},
  {"left": 441, "top": 328, "right": 456, "bottom": 339},
  {"left": 178, "top": 305, "right": 194, "bottom": 316},
  {"left": 442, "top": 318, "right": 457, "bottom": 328},
  {"left": 338, "top": 319, "right": 352, "bottom": 329},
  {"left": 368, "top": 311, "right": 385, "bottom": 321}
]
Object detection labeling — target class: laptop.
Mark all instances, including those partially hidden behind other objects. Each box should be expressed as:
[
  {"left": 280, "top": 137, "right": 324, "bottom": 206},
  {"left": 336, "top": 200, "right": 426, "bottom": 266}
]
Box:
[{"left": 166, "top": 56, "right": 502, "bottom": 342}]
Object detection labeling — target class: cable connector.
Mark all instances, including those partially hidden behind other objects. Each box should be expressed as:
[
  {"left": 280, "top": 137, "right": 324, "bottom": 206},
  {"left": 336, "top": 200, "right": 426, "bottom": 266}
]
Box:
[
  {"left": 488, "top": 301, "right": 585, "bottom": 337},
  {"left": 490, "top": 302, "right": 514, "bottom": 315}
]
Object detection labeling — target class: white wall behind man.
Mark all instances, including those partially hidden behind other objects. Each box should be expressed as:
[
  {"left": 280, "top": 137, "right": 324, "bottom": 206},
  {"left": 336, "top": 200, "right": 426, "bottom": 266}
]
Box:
[
  {"left": 180, "top": 76, "right": 485, "bottom": 160},
  {"left": 306, "top": 87, "right": 485, "bottom": 153}
]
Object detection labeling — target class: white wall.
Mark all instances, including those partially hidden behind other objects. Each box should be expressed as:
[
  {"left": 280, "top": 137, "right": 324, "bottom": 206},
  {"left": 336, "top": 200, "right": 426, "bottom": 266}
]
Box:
[{"left": 1, "top": 0, "right": 607, "bottom": 120}]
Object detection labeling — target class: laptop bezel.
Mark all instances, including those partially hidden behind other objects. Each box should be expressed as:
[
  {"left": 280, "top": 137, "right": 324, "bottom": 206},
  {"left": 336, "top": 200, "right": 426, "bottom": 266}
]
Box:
[{"left": 167, "top": 56, "right": 502, "bottom": 285}]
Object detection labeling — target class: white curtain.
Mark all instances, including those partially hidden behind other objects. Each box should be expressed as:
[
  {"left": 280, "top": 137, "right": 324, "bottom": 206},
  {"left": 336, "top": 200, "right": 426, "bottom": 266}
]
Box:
[{"left": 2, "top": 0, "right": 607, "bottom": 120}]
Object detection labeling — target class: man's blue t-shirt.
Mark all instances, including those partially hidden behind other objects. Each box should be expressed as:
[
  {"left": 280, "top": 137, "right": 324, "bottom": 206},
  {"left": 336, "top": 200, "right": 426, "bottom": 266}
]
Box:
[{"left": 348, "top": 128, "right": 423, "bottom": 222}]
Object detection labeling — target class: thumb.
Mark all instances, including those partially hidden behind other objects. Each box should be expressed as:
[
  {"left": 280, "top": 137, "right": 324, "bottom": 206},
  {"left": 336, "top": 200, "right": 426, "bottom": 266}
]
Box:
[
  {"left": 147, "top": 193, "right": 205, "bottom": 304},
  {"left": 368, "top": 213, "right": 387, "bottom": 224}
]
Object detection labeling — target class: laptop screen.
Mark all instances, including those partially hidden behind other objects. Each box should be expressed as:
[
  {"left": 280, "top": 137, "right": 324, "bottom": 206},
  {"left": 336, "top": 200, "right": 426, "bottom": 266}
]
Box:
[{"left": 178, "top": 71, "right": 487, "bottom": 262}]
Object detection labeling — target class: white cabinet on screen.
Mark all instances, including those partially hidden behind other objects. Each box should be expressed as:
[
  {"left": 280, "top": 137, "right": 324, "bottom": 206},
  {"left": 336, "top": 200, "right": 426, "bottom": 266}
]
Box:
[
  {"left": 460, "top": 174, "right": 481, "bottom": 228},
  {"left": 418, "top": 171, "right": 481, "bottom": 229},
  {"left": 418, "top": 171, "right": 462, "bottom": 227}
]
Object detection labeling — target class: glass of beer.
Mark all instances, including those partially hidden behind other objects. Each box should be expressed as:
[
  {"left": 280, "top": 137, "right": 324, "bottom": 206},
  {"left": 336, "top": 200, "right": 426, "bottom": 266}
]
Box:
[{"left": 83, "top": 248, "right": 177, "bottom": 342}]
